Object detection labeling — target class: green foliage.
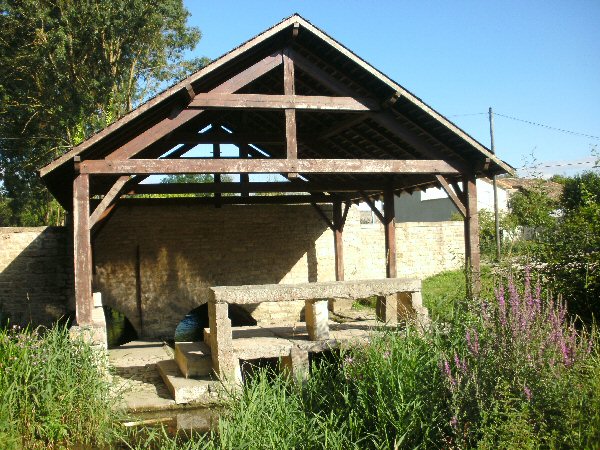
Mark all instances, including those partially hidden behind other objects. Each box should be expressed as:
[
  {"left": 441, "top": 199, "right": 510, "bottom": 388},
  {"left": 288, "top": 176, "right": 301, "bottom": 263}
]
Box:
[
  {"left": 0, "top": 0, "right": 203, "bottom": 225},
  {"left": 535, "top": 185, "right": 600, "bottom": 322},
  {"left": 561, "top": 171, "right": 600, "bottom": 212},
  {"left": 158, "top": 173, "right": 234, "bottom": 198},
  {"left": 0, "top": 193, "right": 12, "bottom": 226},
  {"left": 193, "top": 273, "right": 600, "bottom": 449},
  {"left": 422, "top": 266, "right": 495, "bottom": 323},
  {"left": 0, "top": 324, "right": 119, "bottom": 448},
  {"left": 508, "top": 181, "right": 557, "bottom": 234},
  {"left": 477, "top": 208, "right": 518, "bottom": 258}
]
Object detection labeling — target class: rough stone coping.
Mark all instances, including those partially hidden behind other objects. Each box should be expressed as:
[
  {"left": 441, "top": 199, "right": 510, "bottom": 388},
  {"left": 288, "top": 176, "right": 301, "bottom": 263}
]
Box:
[{"left": 209, "top": 278, "right": 422, "bottom": 305}]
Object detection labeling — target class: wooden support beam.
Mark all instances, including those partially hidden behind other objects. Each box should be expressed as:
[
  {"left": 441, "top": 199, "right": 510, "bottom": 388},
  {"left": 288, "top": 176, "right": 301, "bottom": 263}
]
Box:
[
  {"left": 341, "top": 201, "right": 351, "bottom": 227},
  {"left": 333, "top": 200, "right": 345, "bottom": 281},
  {"left": 213, "top": 143, "right": 222, "bottom": 207},
  {"left": 239, "top": 143, "right": 249, "bottom": 197},
  {"left": 107, "top": 51, "right": 284, "bottom": 160},
  {"left": 288, "top": 49, "right": 468, "bottom": 169},
  {"left": 383, "top": 190, "right": 397, "bottom": 278},
  {"left": 317, "top": 114, "right": 368, "bottom": 140},
  {"left": 311, "top": 203, "right": 334, "bottom": 230},
  {"left": 464, "top": 175, "right": 481, "bottom": 296},
  {"left": 283, "top": 49, "right": 298, "bottom": 179},
  {"left": 80, "top": 159, "right": 461, "bottom": 175},
  {"left": 131, "top": 181, "right": 389, "bottom": 195},
  {"left": 89, "top": 176, "right": 130, "bottom": 228},
  {"left": 450, "top": 180, "right": 467, "bottom": 206},
  {"left": 90, "top": 143, "right": 197, "bottom": 231},
  {"left": 360, "top": 192, "right": 384, "bottom": 223},
  {"left": 168, "top": 131, "right": 284, "bottom": 145},
  {"left": 436, "top": 174, "right": 466, "bottom": 217},
  {"left": 73, "top": 172, "right": 93, "bottom": 325},
  {"left": 188, "top": 93, "right": 379, "bottom": 112},
  {"left": 112, "top": 194, "right": 336, "bottom": 206}
]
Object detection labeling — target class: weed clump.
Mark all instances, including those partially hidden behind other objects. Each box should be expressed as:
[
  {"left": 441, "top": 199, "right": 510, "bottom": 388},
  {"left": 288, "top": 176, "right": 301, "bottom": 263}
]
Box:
[{"left": 0, "top": 324, "right": 118, "bottom": 449}]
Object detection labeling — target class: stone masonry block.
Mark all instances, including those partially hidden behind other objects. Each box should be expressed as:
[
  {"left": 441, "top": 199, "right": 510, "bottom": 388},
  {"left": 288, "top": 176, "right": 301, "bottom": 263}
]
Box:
[
  {"left": 281, "top": 347, "right": 309, "bottom": 382},
  {"left": 305, "top": 299, "right": 329, "bottom": 340}
]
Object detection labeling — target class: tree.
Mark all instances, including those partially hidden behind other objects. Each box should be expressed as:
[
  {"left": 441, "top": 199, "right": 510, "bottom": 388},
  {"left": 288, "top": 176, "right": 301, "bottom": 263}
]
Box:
[
  {"left": 560, "top": 171, "right": 600, "bottom": 212},
  {"left": 0, "top": 0, "right": 204, "bottom": 225},
  {"left": 508, "top": 181, "right": 557, "bottom": 237},
  {"left": 160, "top": 174, "right": 234, "bottom": 197}
]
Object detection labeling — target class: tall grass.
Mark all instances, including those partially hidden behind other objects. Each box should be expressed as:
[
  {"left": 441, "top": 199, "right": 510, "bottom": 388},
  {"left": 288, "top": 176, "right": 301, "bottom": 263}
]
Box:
[
  {"left": 194, "top": 270, "right": 600, "bottom": 449},
  {"left": 0, "top": 324, "right": 119, "bottom": 449}
]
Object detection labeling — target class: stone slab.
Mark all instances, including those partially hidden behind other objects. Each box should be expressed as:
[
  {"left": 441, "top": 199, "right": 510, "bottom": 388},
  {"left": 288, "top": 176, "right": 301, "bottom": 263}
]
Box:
[
  {"left": 209, "top": 278, "right": 422, "bottom": 305},
  {"left": 156, "top": 359, "right": 218, "bottom": 405},
  {"left": 174, "top": 342, "right": 213, "bottom": 378}
]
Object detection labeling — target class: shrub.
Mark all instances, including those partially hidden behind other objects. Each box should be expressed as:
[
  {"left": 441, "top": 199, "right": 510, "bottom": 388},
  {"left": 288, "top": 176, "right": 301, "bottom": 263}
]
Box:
[
  {"left": 535, "top": 179, "right": 600, "bottom": 322},
  {"left": 443, "top": 269, "right": 600, "bottom": 447}
]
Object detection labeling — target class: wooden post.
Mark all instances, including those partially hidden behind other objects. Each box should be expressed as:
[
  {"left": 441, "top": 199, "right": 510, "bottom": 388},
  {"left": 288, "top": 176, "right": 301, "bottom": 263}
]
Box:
[
  {"left": 240, "top": 143, "right": 249, "bottom": 198},
  {"left": 464, "top": 175, "right": 481, "bottom": 296},
  {"left": 213, "top": 143, "right": 222, "bottom": 207},
  {"left": 73, "top": 171, "right": 93, "bottom": 325},
  {"left": 333, "top": 200, "right": 344, "bottom": 281},
  {"left": 283, "top": 49, "right": 298, "bottom": 179},
  {"left": 383, "top": 190, "right": 397, "bottom": 278}
]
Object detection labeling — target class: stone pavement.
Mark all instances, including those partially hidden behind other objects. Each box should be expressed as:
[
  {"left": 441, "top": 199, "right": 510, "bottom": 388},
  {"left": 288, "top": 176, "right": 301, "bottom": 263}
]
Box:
[{"left": 109, "top": 340, "right": 180, "bottom": 411}]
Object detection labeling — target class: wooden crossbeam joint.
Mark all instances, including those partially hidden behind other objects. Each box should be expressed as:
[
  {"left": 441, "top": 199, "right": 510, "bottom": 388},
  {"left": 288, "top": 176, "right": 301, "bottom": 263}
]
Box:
[
  {"left": 184, "top": 83, "right": 196, "bottom": 103},
  {"left": 360, "top": 191, "right": 384, "bottom": 223},
  {"left": 382, "top": 91, "right": 401, "bottom": 109}
]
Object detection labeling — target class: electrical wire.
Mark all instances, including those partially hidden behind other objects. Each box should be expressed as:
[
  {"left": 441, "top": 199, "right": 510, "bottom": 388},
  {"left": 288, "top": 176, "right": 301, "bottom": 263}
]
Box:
[{"left": 449, "top": 111, "right": 600, "bottom": 140}]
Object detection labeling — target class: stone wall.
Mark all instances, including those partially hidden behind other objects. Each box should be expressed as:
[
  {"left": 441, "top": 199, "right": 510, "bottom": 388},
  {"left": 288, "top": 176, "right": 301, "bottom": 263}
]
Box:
[
  {"left": 92, "top": 204, "right": 464, "bottom": 339},
  {"left": 0, "top": 227, "right": 72, "bottom": 326},
  {"left": 0, "top": 205, "right": 465, "bottom": 338}
]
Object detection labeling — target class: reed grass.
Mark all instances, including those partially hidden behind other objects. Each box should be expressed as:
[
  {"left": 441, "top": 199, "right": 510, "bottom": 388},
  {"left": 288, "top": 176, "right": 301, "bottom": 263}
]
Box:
[{"left": 0, "top": 323, "right": 119, "bottom": 449}]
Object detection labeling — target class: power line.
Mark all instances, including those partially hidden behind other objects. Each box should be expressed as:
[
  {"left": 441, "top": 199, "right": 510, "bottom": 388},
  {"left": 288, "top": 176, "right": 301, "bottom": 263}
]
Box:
[
  {"left": 494, "top": 113, "right": 600, "bottom": 140},
  {"left": 522, "top": 160, "right": 598, "bottom": 170},
  {"left": 448, "top": 112, "right": 487, "bottom": 118},
  {"left": 450, "top": 111, "right": 600, "bottom": 140}
]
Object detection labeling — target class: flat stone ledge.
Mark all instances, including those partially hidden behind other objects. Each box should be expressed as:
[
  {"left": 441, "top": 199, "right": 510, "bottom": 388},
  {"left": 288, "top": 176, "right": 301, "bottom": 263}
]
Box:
[{"left": 209, "top": 278, "right": 421, "bottom": 305}]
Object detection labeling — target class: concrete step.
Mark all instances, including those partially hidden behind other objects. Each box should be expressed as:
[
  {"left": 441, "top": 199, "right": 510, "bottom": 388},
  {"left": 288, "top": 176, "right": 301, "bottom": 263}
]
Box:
[
  {"left": 174, "top": 342, "right": 213, "bottom": 378},
  {"left": 156, "top": 359, "right": 218, "bottom": 404}
]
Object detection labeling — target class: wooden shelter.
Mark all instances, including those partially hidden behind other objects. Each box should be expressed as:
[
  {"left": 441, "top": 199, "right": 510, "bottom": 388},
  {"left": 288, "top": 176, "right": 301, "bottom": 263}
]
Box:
[{"left": 39, "top": 14, "right": 512, "bottom": 327}]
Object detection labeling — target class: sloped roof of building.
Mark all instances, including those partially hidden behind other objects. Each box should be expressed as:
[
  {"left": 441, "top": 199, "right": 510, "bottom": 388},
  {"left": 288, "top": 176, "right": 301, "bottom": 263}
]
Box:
[{"left": 40, "top": 14, "right": 514, "bottom": 208}]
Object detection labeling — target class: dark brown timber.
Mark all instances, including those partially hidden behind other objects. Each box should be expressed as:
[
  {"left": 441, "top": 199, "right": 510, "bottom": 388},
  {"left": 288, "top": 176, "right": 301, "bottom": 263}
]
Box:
[
  {"left": 333, "top": 200, "right": 345, "bottom": 281},
  {"left": 463, "top": 175, "right": 481, "bottom": 296},
  {"left": 107, "top": 51, "right": 284, "bottom": 160},
  {"left": 213, "top": 143, "right": 222, "bottom": 207},
  {"left": 188, "top": 93, "right": 379, "bottom": 111},
  {"left": 283, "top": 49, "right": 298, "bottom": 178},
  {"left": 436, "top": 174, "right": 466, "bottom": 217},
  {"left": 89, "top": 176, "right": 130, "bottom": 228},
  {"left": 383, "top": 189, "right": 397, "bottom": 278},
  {"left": 73, "top": 173, "right": 93, "bottom": 325}
]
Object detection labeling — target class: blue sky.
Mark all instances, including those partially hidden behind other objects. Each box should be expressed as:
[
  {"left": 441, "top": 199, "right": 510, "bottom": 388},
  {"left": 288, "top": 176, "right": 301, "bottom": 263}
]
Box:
[{"left": 182, "top": 0, "right": 600, "bottom": 176}]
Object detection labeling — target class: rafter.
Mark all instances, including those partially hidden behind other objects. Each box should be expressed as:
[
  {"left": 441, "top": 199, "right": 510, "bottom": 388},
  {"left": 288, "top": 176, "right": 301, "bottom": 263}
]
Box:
[{"left": 107, "top": 51, "right": 284, "bottom": 161}]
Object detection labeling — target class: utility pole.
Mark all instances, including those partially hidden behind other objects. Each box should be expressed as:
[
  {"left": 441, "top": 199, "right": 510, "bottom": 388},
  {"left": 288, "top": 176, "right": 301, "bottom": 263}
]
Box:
[{"left": 489, "top": 107, "right": 501, "bottom": 261}]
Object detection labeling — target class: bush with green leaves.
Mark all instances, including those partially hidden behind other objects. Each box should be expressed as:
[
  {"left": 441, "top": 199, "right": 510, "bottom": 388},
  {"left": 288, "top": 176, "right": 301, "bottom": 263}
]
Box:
[{"left": 535, "top": 177, "right": 600, "bottom": 322}]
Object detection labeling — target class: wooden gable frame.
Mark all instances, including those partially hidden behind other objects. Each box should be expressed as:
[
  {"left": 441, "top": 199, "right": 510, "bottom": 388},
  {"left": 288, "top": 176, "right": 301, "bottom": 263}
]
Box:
[{"left": 40, "top": 14, "right": 513, "bottom": 325}]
